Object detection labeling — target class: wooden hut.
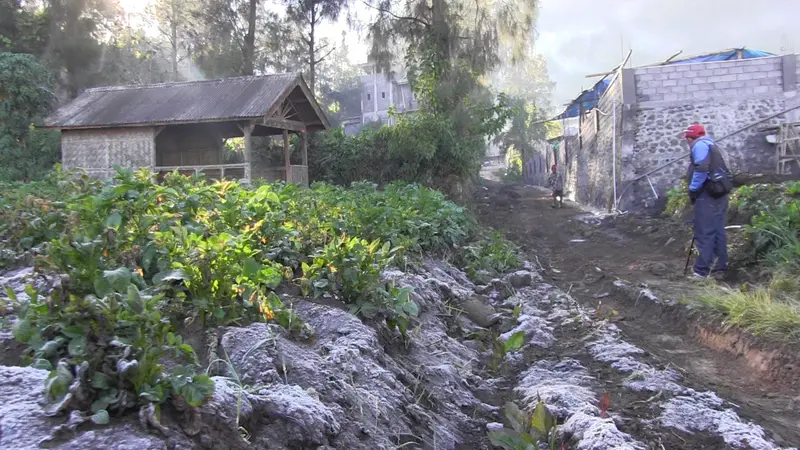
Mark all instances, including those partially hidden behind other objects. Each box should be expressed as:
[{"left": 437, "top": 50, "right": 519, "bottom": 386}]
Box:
[{"left": 43, "top": 73, "right": 330, "bottom": 186}]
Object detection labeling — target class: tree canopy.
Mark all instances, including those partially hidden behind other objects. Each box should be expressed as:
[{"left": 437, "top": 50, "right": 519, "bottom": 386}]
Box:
[{"left": 0, "top": 0, "right": 554, "bottom": 183}]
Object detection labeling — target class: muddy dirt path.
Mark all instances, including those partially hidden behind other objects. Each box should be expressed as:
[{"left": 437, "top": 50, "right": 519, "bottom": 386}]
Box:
[{"left": 472, "top": 180, "right": 800, "bottom": 448}]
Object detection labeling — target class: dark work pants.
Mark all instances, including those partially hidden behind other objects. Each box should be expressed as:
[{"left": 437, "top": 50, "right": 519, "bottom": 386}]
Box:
[{"left": 693, "top": 194, "right": 728, "bottom": 276}]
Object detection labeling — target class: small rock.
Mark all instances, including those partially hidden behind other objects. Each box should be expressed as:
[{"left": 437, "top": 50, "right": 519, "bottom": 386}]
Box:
[
  {"left": 506, "top": 270, "right": 533, "bottom": 289},
  {"left": 645, "top": 262, "right": 669, "bottom": 277},
  {"left": 489, "top": 279, "right": 514, "bottom": 299},
  {"left": 461, "top": 295, "right": 500, "bottom": 328},
  {"left": 486, "top": 422, "right": 504, "bottom": 432},
  {"left": 474, "top": 284, "right": 491, "bottom": 295}
]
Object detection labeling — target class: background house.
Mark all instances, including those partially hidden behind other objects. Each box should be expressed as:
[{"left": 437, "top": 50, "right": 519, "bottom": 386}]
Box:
[{"left": 340, "top": 63, "right": 419, "bottom": 135}]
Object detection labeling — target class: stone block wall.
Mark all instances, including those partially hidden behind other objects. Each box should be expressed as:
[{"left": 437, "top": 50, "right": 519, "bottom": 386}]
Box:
[
  {"left": 621, "top": 54, "right": 800, "bottom": 211},
  {"left": 536, "top": 75, "right": 624, "bottom": 210},
  {"left": 61, "top": 128, "right": 155, "bottom": 179},
  {"left": 626, "top": 96, "right": 797, "bottom": 210},
  {"left": 517, "top": 54, "right": 800, "bottom": 212}
]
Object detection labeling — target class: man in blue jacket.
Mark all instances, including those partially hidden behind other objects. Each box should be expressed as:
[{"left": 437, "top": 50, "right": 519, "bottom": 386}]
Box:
[{"left": 684, "top": 123, "right": 731, "bottom": 278}]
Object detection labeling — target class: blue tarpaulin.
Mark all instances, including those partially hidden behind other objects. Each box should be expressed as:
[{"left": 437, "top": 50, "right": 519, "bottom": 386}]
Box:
[
  {"left": 666, "top": 48, "right": 774, "bottom": 65},
  {"left": 556, "top": 48, "right": 775, "bottom": 119},
  {"left": 557, "top": 79, "right": 611, "bottom": 120}
]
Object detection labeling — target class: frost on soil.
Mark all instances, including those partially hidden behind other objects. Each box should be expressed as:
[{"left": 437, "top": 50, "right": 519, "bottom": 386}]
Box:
[
  {"left": 1, "top": 259, "right": 795, "bottom": 449},
  {"left": 583, "top": 307, "right": 791, "bottom": 449},
  {"left": 505, "top": 284, "right": 646, "bottom": 450},
  {"left": 660, "top": 393, "right": 795, "bottom": 450}
]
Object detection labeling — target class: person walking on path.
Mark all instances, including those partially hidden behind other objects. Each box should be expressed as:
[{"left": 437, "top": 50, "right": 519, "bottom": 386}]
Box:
[
  {"left": 684, "top": 123, "right": 733, "bottom": 278},
  {"left": 548, "top": 164, "right": 564, "bottom": 208}
]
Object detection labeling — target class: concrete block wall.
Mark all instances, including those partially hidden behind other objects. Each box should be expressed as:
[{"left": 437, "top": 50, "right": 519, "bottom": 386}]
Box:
[
  {"left": 61, "top": 128, "right": 155, "bottom": 179},
  {"left": 634, "top": 56, "right": 786, "bottom": 103}
]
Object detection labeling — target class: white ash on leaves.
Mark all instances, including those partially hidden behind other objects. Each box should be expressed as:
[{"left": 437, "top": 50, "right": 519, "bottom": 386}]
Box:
[
  {"left": 561, "top": 411, "right": 646, "bottom": 450},
  {"left": 500, "top": 313, "right": 556, "bottom": 349}
]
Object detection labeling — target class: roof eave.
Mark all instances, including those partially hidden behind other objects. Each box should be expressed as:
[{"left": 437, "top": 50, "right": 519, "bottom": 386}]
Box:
[
  {"left": 40, "top": 115, "right": 269, "bottom": 131},
  {"left": 265, "top": 73, "right": 331, "bottom": 131}
]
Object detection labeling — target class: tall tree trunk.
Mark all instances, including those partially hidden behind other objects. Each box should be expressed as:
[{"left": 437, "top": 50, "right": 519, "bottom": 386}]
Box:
[
  {"left": 170, "top": 0, "right": 178, "bottom": 79},
  {"left": 431, "top": 0, "right": 450, "bottom": 65},
  {"left": 243, "top": 0, "right": 258, "bottom": 75},
  {"left": 307, "top": 5, "right": 317, "bottom": 92}
]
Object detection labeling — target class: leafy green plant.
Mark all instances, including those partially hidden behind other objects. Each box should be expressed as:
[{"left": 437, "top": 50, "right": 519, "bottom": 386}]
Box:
[
  {"left": 3, "top": 168, "right": 486, "bottom": 424},
  {"left": 488, "top": 330, "right": 525, "bottom": 373},
  {"left": 784, "top": 181, "right": 800, "bottom": 197},
  {"left": 663, "top": 181, "right": 688, "bottom": 217},
  {"left": 488, "top": 401, "right": 563, "bottom": 450},
  {"left": 6, "top": 279, "right": 214, "bottom": 421},
  {"left": 453, "top": 231, "right": 521, "bottom": 282},
  {"left": 748, "top": 199, "right": 800, "bottom": 274},
  {"left": 299, "top": 235, "right": 418, "bottom": 333}
]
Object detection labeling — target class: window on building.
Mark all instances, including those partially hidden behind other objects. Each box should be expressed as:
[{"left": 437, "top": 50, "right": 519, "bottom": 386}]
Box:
[
  {"left": 367, "top": 93, "right": 371, "bottom": 100},
  {"left": 381, "top": 92, "right": 385, "bottom": 99}
]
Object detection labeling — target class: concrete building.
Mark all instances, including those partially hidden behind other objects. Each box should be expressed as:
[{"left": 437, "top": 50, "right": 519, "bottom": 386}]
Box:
[
  {"left": 525, "top": 48, "right": 800, "bottom": 212},
  {"left": 340, "top": 64, "right": 419, "bottom": 134}
]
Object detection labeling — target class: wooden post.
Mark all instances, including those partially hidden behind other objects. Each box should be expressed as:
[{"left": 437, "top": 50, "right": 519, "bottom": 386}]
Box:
[
  {"left": 283, "top": 129, "right": 291, "bottom": 183},
  {"left": 241, "top": 123, "right": 254, "bottom": 182},
  {"left": 301, "top": 131, "right": 308, "bottom": 166}
]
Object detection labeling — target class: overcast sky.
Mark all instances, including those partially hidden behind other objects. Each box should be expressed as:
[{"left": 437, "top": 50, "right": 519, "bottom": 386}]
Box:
[{"left": 535, "top": 0, "right": 800, "bottom": 108}]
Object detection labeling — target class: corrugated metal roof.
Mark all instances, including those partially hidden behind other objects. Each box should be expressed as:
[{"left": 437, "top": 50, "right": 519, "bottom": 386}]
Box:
[{"left": 45, "top": 73, "right": 315, "bottom": 129}]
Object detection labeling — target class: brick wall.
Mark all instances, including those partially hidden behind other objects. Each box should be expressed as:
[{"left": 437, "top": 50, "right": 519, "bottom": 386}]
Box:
[
  {"left": 62, "top": 128, "right": 155, "bottom": 179},
  {"left": 634, "top": 56, "right": 786, "bottom": 103}
]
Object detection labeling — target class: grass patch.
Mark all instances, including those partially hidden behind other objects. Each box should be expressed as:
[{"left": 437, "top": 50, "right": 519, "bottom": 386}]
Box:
[{"left": 691, "top": 275, "right": 800, "bottom": 343}]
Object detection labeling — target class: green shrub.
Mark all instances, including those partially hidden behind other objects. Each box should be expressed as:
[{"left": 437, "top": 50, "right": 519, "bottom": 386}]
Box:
[
  {"left": 0, "top": 52, "right": 60, "bottom": 182},
  {"left": 664, "top": 181, "right": 688, "bottom": 217},
  {"left": 0, "top": 168, "right": 486, "bottom": 425},
  {"left": 1, "top": 166, "right": 531, "bottom": 425},
  {"left": 785, "top": 181, "right": 800, "bottom": 197},
  {"left": 308, "top": 99, "right": 509, "bottom": 188},
  {"left": 502, "top": 147, "right": 524, "bottom": 183},
  {"left": 748, "top": 199, "right": 800, "bottom": 273},
  {"left": 453, "top": 231, "right": 521, "bottom": 282}
]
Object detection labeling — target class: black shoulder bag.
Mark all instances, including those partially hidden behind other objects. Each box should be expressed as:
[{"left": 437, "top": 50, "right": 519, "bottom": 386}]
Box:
[{"left": 704, "top": 144, "right": 733, "bottom": 198}]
